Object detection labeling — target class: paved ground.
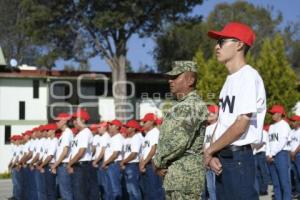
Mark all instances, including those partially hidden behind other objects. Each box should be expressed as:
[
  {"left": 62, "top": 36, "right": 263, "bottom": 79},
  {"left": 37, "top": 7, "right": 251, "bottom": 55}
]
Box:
[
  {"left": 0, "top": 179, "right": 13, "bottom": 200},
  {"left": 0, "top": 179, "right": 290, "bottom": 200}
]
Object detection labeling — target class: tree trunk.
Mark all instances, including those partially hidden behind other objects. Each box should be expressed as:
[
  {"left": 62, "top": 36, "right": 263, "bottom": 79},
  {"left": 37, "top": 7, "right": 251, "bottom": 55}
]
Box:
[{"left": 110, "top": 55, "right": 129, "bottom": 122}]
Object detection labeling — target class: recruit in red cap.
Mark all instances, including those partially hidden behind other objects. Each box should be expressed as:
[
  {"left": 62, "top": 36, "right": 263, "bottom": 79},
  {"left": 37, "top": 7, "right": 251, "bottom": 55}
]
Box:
[
  {"left": 109, "top": 119, "right": 123, "bottom": 127},
  {"left": 141, "top": 113, "right": 157, "bottom": 122},
  {"left": 207, "top": 105, "right": 219, "bottom": 114},
  {"left": 208, "top": 22, "right": 256, "bottom": 47},
  {"left": 290, "top": 115, "right": 300, "bottom": 122},
  {"left": 125, "top": 120, "right": 141, "bottom": 130},
  {"left": 268, "top": 104, "right": 286, "bottom": 116},
  {"left": 72, "top": 109, "right": 90, "bottom": 121},
  {"left": 55, "top": 112, "right": 71, "bottom": 121}
]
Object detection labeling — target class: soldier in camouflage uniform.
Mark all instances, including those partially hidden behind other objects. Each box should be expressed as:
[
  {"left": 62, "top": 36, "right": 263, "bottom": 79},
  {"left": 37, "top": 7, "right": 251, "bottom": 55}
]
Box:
[{"left": 153, "top": 61, "right": 208, "bottom": 200}]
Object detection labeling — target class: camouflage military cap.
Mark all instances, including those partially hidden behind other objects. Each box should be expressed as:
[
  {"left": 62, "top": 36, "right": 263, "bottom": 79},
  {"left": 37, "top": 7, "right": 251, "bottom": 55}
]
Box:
[{"left": 166, "top": 61, "right": 197, "bottom": 76}]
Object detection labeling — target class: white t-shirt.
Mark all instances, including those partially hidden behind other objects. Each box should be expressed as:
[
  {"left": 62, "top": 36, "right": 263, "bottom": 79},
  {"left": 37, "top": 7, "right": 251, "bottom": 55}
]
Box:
[
  {"left": 252, "top": 130, "right": 268, "bottom": 154},
  {"left": 214, "top": 65, "right": 266, "bottom": 146},
  {"left": 44, "top": 138, "right": 58, "bottom": 164},
  {"left": 32, "top": 138, "right": 42, "bottom": 161},
  {"left": 27, "top": 139, "right": 36, "bottom": 164},
  {"left": 123, "top": 134, "right": 143, "bottom": 163},
  {"left": 70, "top": 128, "right": 93, "bottom": 162},
  {"left": 289, "top": 128, "right": 300, "bottom": 152},
  {"left": 204, "top": 122, "right": 217, "bottom": 149},
  {"left": 41, "top": 138, "right": 50, "bottom": 161},
  {"left": 142, "top": 127, "right": 159, "bottom": 160},
  {"left": 104, "top": 133, "right": 124, "bottom": 162},
  {"left": 92, "top": 135, "right": 103, "bottom": 160},
  {"left": 55, "top": 128, "right": 73, "bottom": 163},
  {"left": 266, "top": 119, "right": 291, "bottom": 156}
]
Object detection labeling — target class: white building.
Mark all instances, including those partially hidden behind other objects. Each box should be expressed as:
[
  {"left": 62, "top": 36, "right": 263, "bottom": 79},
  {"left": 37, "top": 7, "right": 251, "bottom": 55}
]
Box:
[{"left": 0, "top": 68, "right": 170, "bottom": 173}]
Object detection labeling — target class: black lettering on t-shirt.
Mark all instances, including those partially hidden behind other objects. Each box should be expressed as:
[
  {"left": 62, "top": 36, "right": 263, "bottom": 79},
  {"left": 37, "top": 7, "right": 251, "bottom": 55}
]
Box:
[{"left": 219, "top": 96, "right": 235, "bottom": 113}]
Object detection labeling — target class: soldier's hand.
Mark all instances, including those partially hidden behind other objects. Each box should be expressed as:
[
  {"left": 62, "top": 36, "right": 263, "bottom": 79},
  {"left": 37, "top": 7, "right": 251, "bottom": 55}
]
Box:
[
  {"left": 156, "top": 168, "right": 168, "bottom": 177},
  {"left": 209, "top": 157, "right": 222, "bottom": 176},
  {"left": 204, "top": 148, "right": 213, "bottom": 167}
]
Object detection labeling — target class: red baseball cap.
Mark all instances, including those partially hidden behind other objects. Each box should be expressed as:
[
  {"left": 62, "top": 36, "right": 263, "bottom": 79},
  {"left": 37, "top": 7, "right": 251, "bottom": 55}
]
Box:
[
  {"left": 120, "top": 126, "right": 127, "bottom": 135},
  {"left": 268, "top": 105, "right": 286, "bottom": 115},
  {"left": 109, "top": 119, "right": 123, "bottom": 127},
  {"left": 71, "top": 128, "right": 79, "bottom": 135},
  {"left": 89, "top": 124, "right": 99, "bottom": 132},
  {"left": 125, "top": 120, "right": 141, "bottom": 130},
  {"left": 155, "top": 118, "right": 163, "bottom": 125},
  {"left": 141, "top": 113, "right": 157, "bottom": 122},
  {"left": 207, "top": 105, "right": 219, "bottom": 114},
  {"left": 23, "top": 130, "right": 33, "bottom": 137},
  {"left": 290, "top": 115, "right": 300, "bottom": 122},
  {"left": 55, "top": 112, "right": 71, "bottom": 121},
  {"left": 44, "top": 123, "right": 58, "bottom": 131},
  {"left": 263, "top": 124, "right": 270, "bottom": 132},
  {"left": 72, "top": 109, "right": 90, "bottom": 121},
  {"left": 208, "top": 22, "right": 256, "bottom": 47}
]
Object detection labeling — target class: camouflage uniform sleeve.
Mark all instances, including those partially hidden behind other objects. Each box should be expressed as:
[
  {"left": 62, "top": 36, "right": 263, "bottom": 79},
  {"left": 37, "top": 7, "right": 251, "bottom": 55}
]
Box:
[{"left": 153, "top": 104, "right": 197, "bottom": 169}]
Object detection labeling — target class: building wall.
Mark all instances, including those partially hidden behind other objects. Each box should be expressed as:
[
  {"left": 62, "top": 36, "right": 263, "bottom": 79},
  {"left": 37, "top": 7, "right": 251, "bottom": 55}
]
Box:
[
  {"left": 0, "top": 78, "right": 48, "bottom": 173},
  {"left": 0, "top": 125, "right": 37, "bottom": 173}
]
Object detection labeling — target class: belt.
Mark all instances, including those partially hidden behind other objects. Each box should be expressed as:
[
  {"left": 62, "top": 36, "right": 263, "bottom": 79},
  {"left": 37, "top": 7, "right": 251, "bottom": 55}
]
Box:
[
  {"left": 222, "top": 144, "right": 251, "bottom": 152},
  {"left": 218, "top": 145, "right": 251, "bottom": 158},
  {"left": 73, "top": 161, "right": 91, "bottom": 167}
]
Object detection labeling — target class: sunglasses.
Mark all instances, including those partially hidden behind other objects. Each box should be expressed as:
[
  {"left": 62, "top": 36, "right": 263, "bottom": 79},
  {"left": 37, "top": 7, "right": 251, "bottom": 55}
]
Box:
[{"left": 217, "top": 38, "right": 239, "bottom": 48}]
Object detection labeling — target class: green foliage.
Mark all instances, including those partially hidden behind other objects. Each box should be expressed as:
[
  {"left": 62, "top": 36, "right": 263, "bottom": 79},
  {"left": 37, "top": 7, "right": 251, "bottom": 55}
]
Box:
[
  {"left": 195, "top": 50, "right": 227, "bottom": 104},
  {"left": 255, "top": 34, "right": 300, "bottom": 113},
  {"left": 0, "top": 171, "right": 11, "bottom": 179},
  {"left": 0, "top": 0, "right": 42, "bottom": 66},
  {"left": 155, "top": 22, "right": 212, "bottom": 72}
]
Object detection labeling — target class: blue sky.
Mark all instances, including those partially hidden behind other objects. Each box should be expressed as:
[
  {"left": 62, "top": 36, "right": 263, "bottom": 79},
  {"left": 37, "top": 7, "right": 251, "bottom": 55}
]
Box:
[{"left": 55, "top": 0, "right": 300, "bottom": 72}]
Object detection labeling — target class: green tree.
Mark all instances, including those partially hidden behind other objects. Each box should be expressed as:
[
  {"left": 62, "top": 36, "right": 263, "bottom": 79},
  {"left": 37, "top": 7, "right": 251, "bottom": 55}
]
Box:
[
  {"left": 195, "top": 50, "right": 227, "bottom": 104},
  {"left": 255, "top": 34, "right": 300, "bottom": 113},
  {"left": 20, "top": 0, "right": 203, "bottom": 120},
  {"left": 0, "top": 0, "right": 42, "bottom": 67},
  {"left": 154, "top": 22, "right": 211, "bottom": 72}
]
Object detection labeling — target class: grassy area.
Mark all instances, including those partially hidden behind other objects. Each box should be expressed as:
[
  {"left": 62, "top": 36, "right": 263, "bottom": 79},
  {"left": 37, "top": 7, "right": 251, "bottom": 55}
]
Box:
[{"left": 0, "top": 172, "right": 11, "bottom": 179}]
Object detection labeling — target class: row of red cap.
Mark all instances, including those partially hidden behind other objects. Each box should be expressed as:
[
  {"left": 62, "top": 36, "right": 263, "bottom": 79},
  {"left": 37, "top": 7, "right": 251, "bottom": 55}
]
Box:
[{"left": 10, "top": 112, "right": 162, "bottom": 141}]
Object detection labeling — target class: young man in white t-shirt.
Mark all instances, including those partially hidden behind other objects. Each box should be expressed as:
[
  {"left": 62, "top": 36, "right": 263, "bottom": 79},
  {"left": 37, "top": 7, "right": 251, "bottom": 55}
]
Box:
[
  {"left": 252, "top": 125, "right": 269, "bottom": 196},
  {"left": 289, "top": 115, "right": 300, "bottom": 198},
  {"left": 102, "top": 119, "right": 124, "bottom": 200},
  {"left": 205, "top": 22, "right": 267, "bottom": 200},
  {"left": 140, "top": 113, "right": 165, "bottom": 200},
  {"left": 93, "top": 122, "right": 109, "bottom": 200},
  {"left": 51, "top": 112, "right": 73, "bottom": 200},
  {"left": 121, "top": 120, "right": 143, "bottom": 200},
  {"left": 203, "top": 105, "right": 218, "bottom": 200},
  {"left": 67, "top": 109, "right": 99, "bottom": 200},
  {"left": 266, "top": 105, "right": 291, "bottom": 200},
  {"left": 37, "top": 124, "right": 58, "bottom": 200}
]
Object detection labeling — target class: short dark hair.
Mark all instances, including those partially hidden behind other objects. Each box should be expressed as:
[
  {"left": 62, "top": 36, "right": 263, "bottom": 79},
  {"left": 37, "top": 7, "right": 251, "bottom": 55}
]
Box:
[{"left": 243, "top": 44, "right": 250, "bottom": 56}]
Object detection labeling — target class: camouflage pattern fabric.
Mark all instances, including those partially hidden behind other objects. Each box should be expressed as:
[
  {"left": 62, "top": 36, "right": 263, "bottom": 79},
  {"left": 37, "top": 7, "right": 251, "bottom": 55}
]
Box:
[
  {"left": 166, "top": 61, "right": 197, "bottom": 76},
  {"left": 166, "top": 190, "right": 201, "bottom": 200},
  {"left": 153, "top": 90, "right": 208, "bottom": 196}
]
